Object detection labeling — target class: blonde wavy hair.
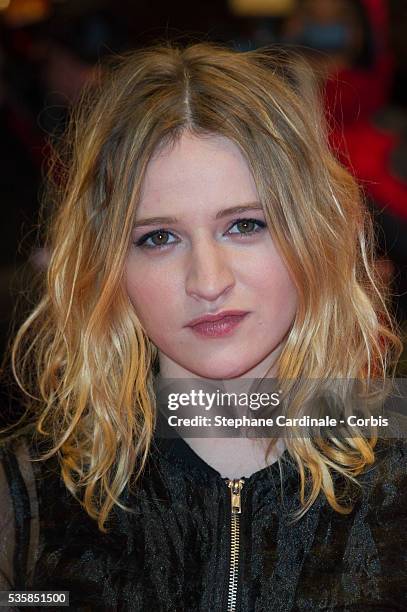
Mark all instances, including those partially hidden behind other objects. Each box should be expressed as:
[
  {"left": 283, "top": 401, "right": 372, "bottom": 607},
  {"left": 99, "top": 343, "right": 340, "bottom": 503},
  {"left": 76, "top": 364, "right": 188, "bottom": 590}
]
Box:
[{"left": 6, "top": 42, "right": 402, "bottom": 531}]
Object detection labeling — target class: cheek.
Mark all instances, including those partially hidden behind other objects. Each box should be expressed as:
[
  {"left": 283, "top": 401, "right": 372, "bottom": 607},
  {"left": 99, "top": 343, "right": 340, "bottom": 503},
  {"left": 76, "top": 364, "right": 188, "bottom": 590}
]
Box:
[
  {"left": 253, "top": 257, "right": 298, "bottom": 317},
  {"left": 125, "top": 265, "right": 181, "bottom": 332}
]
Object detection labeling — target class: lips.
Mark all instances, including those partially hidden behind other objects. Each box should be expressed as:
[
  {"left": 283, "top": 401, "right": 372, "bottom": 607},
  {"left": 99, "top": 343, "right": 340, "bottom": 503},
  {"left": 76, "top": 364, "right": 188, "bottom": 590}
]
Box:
[
  {"left": 185, "top": 310, "right": 250, "bottom": 339},
  {"left": 186, "top": 310, "right": 250, "bottom": 328}
]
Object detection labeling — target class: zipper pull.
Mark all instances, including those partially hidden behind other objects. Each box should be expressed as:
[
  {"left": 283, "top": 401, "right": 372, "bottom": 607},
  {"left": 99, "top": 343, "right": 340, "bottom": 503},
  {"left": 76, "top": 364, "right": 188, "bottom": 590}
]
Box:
[{"left": 227, "top": 478, "right": 245, "bottom": 514}]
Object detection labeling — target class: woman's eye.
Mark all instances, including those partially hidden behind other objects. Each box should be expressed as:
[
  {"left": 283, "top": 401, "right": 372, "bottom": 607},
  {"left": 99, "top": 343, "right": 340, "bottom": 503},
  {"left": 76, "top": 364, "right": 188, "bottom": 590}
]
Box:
[
  {"left": 135, "top": 230, "right": 177, "bottom": 249},
  {"left": 228, "top": 218, "right": 266, "bottom": 237}
]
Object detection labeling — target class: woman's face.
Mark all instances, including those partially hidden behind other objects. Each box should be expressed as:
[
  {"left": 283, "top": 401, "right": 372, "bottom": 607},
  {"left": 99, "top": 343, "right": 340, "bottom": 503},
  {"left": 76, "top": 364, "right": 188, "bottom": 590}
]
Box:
[{"left": 125, "top": 132, "right": 298, "bottom": 380}]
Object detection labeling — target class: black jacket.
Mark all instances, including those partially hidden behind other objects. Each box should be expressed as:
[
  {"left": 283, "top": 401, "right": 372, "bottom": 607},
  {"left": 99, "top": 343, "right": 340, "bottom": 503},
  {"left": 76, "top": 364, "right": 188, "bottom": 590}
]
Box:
[{"left": 1, "top": 418, "right": 407, "bottom": 612}]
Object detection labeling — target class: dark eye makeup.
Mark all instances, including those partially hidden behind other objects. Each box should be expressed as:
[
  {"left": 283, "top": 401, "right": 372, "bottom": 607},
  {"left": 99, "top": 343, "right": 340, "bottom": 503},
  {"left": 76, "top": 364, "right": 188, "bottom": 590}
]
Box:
[{"left": 134, "top": 218, "right": 267, "bottom": 250}]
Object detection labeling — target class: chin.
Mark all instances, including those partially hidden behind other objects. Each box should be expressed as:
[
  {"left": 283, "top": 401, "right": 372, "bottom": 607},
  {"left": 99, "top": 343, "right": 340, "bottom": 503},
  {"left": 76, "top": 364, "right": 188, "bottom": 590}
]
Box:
[{"left": 188, "top": 360, "right": 254, "bottom": 381}]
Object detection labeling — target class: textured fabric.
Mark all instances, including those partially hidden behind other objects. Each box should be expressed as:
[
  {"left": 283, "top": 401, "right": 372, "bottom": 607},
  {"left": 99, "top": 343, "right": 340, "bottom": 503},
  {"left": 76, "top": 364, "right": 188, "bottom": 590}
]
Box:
[{"left": 0, "top": 417, "right": 407, "bottom": 611}]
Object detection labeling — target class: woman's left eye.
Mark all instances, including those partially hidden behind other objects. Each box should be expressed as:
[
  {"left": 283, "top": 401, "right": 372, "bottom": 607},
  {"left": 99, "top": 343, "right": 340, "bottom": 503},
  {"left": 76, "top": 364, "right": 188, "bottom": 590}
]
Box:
[{"left": 228, "top": 218, "right": 266, "bottom": 237}]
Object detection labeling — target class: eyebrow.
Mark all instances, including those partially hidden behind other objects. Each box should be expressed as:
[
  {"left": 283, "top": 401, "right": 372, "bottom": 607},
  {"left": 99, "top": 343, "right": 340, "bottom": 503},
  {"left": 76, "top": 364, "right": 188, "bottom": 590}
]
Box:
[{"left": 133, "top": 203, "right": 264, "bottom": 229}]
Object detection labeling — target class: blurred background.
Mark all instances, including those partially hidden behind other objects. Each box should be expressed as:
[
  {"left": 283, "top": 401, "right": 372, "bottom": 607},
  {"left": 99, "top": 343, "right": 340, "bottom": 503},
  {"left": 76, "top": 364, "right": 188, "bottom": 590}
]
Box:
[{"left": 0, "top": 0, "right": 406, "bottom": 424}]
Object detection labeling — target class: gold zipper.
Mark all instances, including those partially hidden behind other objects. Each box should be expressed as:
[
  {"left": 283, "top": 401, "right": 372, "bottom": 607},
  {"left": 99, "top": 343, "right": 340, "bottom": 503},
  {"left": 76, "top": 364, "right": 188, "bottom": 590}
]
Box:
[{"left": 225, "top": 478, "right": 245, "bottom": 612}]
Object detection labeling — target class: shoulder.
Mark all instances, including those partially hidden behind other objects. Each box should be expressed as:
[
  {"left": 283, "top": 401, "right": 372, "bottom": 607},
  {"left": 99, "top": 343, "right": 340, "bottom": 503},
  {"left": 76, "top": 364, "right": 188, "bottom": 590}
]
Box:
[
  {"left": 364, "top": 437, "right": 407, "bottom": 486},
  {"left": 357, "top": 437, "right": 407, "bottom": 518},
  {"left": 0, "top": 425, "right": 36, "bottom": 487},
  {"left": 362, "top": 406, "right": 407, "bottom": 484},
  {"left": 0, "top": 425, "right": 40, "bottom": 589},
  {"left": 375, "top": 435, "right": 407, "bottom": 467},
  {"left": 0, "top": 424, "right": 39, "bottom": 491}
]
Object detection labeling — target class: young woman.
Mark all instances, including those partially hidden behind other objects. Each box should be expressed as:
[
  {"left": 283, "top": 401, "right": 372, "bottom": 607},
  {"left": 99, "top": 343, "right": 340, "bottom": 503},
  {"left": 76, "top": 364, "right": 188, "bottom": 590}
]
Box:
[{"left": 0, "top": 42, "right": 406, "bottom": 611}]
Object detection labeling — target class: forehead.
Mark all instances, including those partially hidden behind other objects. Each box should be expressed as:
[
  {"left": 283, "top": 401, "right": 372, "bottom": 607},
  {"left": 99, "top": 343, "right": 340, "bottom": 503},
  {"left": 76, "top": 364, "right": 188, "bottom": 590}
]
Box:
[{"left": 136, "top": 132, "right": 259, "bottom": 218}]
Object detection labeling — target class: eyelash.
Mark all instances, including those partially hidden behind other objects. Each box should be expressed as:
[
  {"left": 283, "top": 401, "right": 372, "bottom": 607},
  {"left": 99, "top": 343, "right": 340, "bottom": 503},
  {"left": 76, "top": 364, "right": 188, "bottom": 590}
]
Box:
[{"left": 134, "top": 218, "right": 267, "bottom": 251}]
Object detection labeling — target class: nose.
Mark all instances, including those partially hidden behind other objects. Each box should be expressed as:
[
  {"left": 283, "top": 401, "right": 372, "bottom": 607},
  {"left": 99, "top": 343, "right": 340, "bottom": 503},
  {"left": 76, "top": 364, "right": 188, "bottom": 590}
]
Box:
[{"left": 185, "top": 237, "right": 235, "bottom": 302}]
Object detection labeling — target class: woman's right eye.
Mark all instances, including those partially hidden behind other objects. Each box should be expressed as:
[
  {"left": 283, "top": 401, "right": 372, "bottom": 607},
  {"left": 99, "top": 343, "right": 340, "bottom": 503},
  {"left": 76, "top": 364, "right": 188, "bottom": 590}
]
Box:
[{"left": 135, "top": 230, "right": 178, "bottom": 250}]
